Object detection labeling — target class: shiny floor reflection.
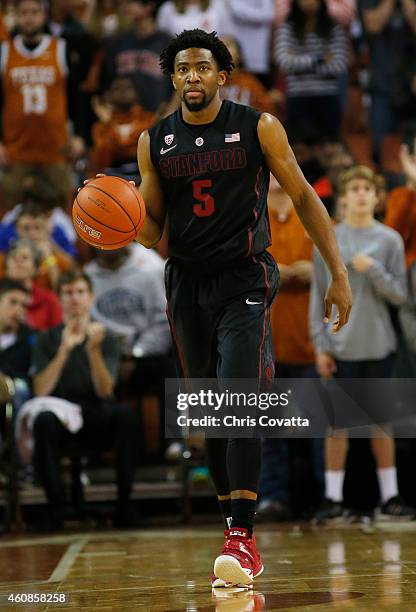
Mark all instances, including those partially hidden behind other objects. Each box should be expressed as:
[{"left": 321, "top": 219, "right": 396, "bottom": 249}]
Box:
[{"left": 0, "top": 522, "right": 415, "bottom": 610}]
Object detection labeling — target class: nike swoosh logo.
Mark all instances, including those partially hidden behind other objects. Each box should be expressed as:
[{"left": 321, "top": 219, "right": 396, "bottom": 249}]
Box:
[
  {"left": 246, "top": 298, "right": 263, "bottom": 305},
  {"left": 160, "top": 144, "right": 177, "bottom": 155}
]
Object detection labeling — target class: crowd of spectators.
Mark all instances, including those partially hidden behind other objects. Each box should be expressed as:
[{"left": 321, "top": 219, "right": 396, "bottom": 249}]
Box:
[{"left": 0, "top": 0, "right": 416, "bottom": 530}]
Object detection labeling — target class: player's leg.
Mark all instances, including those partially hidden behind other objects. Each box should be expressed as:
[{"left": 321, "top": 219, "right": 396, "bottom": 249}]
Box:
[
  {"left": 205, "top": 438, "right": 232, "bottom": 528},
  {"left": 165, "top": 261, "right": 234, "bottom": 586},
  {"left": 213, "top": 254, "right": 278, "bottom": 586},
  {"left": 166, "top": 260, "right": 233, "bottom": 521},
  {"left": 165, "top": 260, "right": 219, "bottom": 379}
]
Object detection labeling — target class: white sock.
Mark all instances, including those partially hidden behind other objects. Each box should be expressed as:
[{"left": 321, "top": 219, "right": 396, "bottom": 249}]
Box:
[
  {"left": 325, "top": 470, "right": 345, "bottom": 502},
  {"left": 377, "top": 467, "right": 398, "bottom": 503}
]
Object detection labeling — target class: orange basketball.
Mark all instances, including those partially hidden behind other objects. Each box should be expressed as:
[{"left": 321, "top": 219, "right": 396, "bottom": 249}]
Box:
[{"left": 72, "top": 176, "right": 146, "bottom": 250}]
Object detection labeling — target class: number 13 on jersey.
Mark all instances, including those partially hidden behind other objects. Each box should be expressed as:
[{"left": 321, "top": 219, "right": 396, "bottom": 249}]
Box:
[{"left": 193, "top": 179, "right": 215, "bottom": 217}]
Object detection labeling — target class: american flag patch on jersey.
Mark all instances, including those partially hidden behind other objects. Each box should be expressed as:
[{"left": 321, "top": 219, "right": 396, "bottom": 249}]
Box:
[{"left": 225, "top": 133, "right": 240, "bottom": 142}]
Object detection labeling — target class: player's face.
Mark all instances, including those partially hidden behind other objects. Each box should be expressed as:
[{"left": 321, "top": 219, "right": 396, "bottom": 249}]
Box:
[
  {"left": 172, "top": 48, "right": 227, "bottom": 112},
  {"left": 0, "top": 290, "right": 28, "bottom": 333},
  {"left": 59, "top": 280, "right": 93, "bottom": 318},
  {"left": 344, "top": 178, "right": 377, "bottom": 216},
  {"left": 17, "top": 0, "right": 46, "bottom": 38},
  {"left": 5, "top": 246, "right": 36, "bottom": 282}
]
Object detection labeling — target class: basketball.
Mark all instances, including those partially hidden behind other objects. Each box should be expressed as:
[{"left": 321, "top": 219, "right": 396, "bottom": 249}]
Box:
[{"left": 72, "top": 175, "right": 146, "bottom": 250}]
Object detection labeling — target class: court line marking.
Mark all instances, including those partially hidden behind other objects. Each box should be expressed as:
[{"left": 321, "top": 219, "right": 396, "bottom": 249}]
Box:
[
  {"left": 47, "top": 537, "right": 88, "bottom": 583},
  {"left": 0, "top": 530, "right": 221, "bottom": 548}
]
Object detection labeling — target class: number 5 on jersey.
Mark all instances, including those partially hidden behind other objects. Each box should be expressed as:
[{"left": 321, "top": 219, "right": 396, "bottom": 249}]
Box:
[{"left": 193, "top": 179, "right": 215, "bottom": 217}]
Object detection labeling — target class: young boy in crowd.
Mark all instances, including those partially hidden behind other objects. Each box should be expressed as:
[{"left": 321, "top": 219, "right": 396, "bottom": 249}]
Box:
[{"left": 310, "top": 165, "right": 414, "bottom": 520}]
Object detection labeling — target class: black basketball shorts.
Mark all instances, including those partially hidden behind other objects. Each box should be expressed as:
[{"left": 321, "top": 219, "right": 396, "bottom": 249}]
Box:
[{"left": 165, "top": 252, "right": 279, "bottom": 383}]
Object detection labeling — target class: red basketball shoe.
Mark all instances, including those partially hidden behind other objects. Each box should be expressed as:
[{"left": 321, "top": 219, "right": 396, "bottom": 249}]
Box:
[{"left": 213, "top": 528, "right": 264, "bottom": 587}]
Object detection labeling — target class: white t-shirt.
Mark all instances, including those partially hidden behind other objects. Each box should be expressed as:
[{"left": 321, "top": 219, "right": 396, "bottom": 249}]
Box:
[
  {"left": 227, "top": 0, "right": 275, "bottom": 74},
  {"left": 156, "top": 0, "right": 233, "bottom": 36}
]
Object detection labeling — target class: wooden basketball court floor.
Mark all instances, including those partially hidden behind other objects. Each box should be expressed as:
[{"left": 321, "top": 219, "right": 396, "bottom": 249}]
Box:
[{"left": 0, "top": 522, "right": 415, "bottom": 611}]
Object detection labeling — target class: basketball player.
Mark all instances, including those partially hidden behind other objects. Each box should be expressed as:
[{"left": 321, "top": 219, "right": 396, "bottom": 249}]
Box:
[
  {"left": 132, "top": 28, "right": 352, "bottom": 588},
  {"left": 88, "top": 29, "right": 351, "bottom": 588}
]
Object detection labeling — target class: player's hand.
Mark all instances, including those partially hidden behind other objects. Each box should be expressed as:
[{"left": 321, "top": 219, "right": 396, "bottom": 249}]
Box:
[
  {"left": 86, "top": 322, "right": 106, "bottom": 352},
  {"left": 79, "top": 175, "right": 138, "bottom": 192},
  {"left": 316, "top": 352, "right": 337, "bottom": 379},
  {"left": 351, "top": 253, "right": 375, "bottom": 273},
  {"left": 324, "top": 272, "right": 352, "bottom": 333},
  {"left": 78, "top": 174, "right": 106, "bottom": 193}
]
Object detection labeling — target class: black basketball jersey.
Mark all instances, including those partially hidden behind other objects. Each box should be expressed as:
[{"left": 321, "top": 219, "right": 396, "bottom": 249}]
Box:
[{"left": 149, "top": 100, "right": 271, "bottom": 268}]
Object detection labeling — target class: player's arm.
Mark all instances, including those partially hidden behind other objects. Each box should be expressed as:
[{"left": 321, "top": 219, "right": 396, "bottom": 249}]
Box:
[
  {"left": 135, "top": 130, "right": 167, "bottom": 248},
  {"left": 258, "top": 113, "right": 352, "bottom": 332}
]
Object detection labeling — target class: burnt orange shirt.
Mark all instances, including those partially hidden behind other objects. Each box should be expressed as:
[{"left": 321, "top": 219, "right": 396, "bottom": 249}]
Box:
[
  {"left": 91, "top": 105, "right": 154, "bottom": 171},
  {"left": 1, "top": 35, "right": 68, "bottom": 163},
  {"left": 268, "top": 206, "right": 315, "bottom": 365},
  {"left": 384, "top": 186, "right": 416, "bottom": 268},
  {"left": 0, "top": 15, "right": 8, "bottom": 42},
  {"left": 221, "top": 70, "right": 276, "bottom": 115}
]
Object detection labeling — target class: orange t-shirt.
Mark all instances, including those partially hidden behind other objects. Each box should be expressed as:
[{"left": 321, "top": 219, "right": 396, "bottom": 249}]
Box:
[
  {"left": 91, "top": 105, "right": 154, "bottom": 171},
  {"left": 0, "top": 15, "right": 8, "bottom": 42},
  {"left": 384, "top": 186, "right": 416, "bottom": 268},
  {"left": 268, "top": 206, "right": 315, "bottom": 365},
  {"left": 221, "top": 70, "right": 276, "bottom": 115},
  {"left": 1, "top": 35, "right": 68, "bottom": 164}
]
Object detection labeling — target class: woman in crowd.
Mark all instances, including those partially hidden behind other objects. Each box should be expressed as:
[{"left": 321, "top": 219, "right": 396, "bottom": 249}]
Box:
[
  {"left": 3, "top": 240, "right": 63, "bottom": 331},
  {"left": 274, "top": 0, "right": 348, "bottom": 140}
]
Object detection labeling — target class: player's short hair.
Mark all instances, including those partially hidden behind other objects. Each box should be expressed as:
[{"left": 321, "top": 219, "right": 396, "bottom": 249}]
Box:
[
  {"left": 57, "top": 269, "right": 93, "bottom": 296},
  {"left": 339, "top": 165, "right": 377, "bottom": 193},
  {"left": 0, "top": 278, "right": 29, "bottom": 299},
  {"left": 160, "top": 29, "right": 234, "bottom": 75}
]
